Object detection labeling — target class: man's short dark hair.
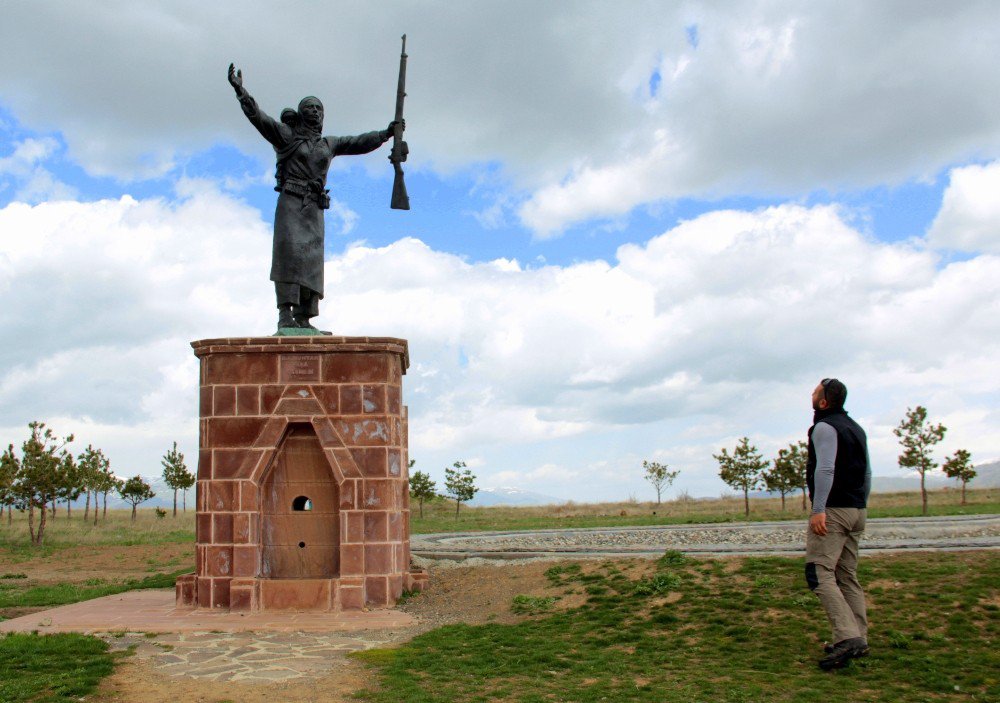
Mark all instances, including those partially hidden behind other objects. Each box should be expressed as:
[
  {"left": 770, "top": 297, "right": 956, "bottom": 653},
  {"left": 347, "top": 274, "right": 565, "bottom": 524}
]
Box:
[{"left": 821, "top": 378, "right": 847, "bottom": 410}]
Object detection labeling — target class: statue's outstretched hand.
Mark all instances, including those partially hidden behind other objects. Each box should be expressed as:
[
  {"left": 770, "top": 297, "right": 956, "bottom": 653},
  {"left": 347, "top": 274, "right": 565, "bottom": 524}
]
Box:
[
  {"left": 388, "top": 119, "right": 405, "bottom": 133},
  {"left": 228, "top": 63, "right": 243, "bottom": 91}
]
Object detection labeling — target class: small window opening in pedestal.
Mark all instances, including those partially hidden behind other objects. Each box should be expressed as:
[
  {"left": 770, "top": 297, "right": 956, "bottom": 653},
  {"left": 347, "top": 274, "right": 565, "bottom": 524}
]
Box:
[{"left": 292, "top": 496, "right": 313, "bottom": 511}]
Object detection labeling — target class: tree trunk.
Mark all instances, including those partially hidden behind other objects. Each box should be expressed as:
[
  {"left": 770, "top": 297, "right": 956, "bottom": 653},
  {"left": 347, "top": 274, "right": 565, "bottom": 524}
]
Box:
[
  {"left": 780, "top": 492, "right": 786, "bottom": 511},
  {"left": 51, "top": 501, "right": 56, "bottom": 518},
  {"left": 131, "top": 503, "right": 137, "bottom": 522},
  {"left": 183, "top": 489, "right": 187, "bottom": 512},
  {"left": 28, "top": 503, "right": 37, "bottom": 544},
  {"left": 103, "top": 492, "right": 108, "bottom": 517},
  {"left": 0, "top": 505, "right": 3, "bottom": 522},
  {"left": 961, "top": 480, "right": 967, "bottom": 506},
  {"left": 419, "top": 498, "right": 424, "bottom": 519},
  {"left": 84, "top": 491, "right": 91, "bottom": 521},
  {"left": 37, "top": 501, "right": 48, "bottom": 546},
  {"left": 455, "top": 499, "right": 460, "bottom": 518},
  {"left": 656, "top": 487, "right": 662, "bottom": 506},
  {"left": 67, "top": 500, "right": 71, "bottom": 518},
  {"left": 920, "top": 470, "right": 928, "bottom": 516},
  {"left": 173, "top": 488, "right": 178, "bottom": 517},
  {"left": 743, "top": 488, "right": 750, "bottom": 517},
  {"left": 801, "top": 487, "right": 807, "bottom": 511},
  {"left": 7, "top": 506, "right": 11, "bottom": 526}
]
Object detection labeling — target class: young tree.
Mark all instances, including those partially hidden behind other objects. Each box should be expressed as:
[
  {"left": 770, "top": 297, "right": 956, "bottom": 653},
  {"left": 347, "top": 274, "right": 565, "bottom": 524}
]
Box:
[
  {"left": 444, "top": 460, "right": 477, "bottom": 518},
  {"left": 408, "top": 469, "right": 437, "bottom": 519},
  {"left": 57, "top": 453, "right": 83, "bottom": 519},
  {"left": 76, "top": 445, "right": 107, "bottom": 522},
  {"left": 0, "top": 445, "right": 17, "bottom": 526},
  {"left": 893, "top": 406, "right": 946, "bottom": 516},
  {"left": 767, "top": 441, "right": 807, "bottom": 511},
  {"left": 93, "top": 465, "right": 120, "bottom": 523},
  {"left": 942, "top": 449, "right": 976, "bottom": 506},
  {"left": 642, "top": 460, "right": 680, "bottom": 506},
  {"left": 119, "top": 475, "right": 155, "bottom": 522},
  {"left": 161, "top": 442, "right": 194, "bottom": 517},
  {"left": 1, "top": 449, "right": 18, "bottom": 526},
  {"left": 10, "top": 422, "right": 74, "bottom": 546},
  {"left": 714, "top": 437, "right": 769, "bottom": 517}
]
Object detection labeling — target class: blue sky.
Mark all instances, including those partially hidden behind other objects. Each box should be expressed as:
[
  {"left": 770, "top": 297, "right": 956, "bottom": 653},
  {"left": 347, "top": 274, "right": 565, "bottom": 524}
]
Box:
[{"left": 1, "top": 2, "right": 999, "bottom": 502}]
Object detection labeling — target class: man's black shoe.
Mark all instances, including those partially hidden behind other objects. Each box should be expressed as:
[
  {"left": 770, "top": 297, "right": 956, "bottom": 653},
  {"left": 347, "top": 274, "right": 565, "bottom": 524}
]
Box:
[
  {"left": 824, "top": 640, "right": 870, "bottom": 655},
  {"left": 819, "top": 638, "right": 869, "bottom": 670}
]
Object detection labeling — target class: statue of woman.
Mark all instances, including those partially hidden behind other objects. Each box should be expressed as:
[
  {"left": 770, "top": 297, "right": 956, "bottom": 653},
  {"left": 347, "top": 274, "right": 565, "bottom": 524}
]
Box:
[{"left": 228, "top": 63, "right": 401, "bottom": 333}]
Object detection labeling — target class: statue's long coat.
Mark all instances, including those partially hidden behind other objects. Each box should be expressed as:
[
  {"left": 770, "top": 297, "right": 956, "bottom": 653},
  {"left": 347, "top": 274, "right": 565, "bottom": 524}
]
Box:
[{"left": 237, "top": 91, "right": 385, "bottom": 297}]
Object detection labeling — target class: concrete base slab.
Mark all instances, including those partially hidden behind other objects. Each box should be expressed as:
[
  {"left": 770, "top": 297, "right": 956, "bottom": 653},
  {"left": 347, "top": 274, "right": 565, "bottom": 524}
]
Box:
[{"left": 0, "top": 589, "right": 416, "bottom": 635}]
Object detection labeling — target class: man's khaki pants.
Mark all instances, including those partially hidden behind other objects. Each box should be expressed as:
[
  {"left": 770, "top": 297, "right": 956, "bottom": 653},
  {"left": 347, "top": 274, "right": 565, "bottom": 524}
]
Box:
[{"left": 805, "top": 507, "right": 868, "bottom": 644}]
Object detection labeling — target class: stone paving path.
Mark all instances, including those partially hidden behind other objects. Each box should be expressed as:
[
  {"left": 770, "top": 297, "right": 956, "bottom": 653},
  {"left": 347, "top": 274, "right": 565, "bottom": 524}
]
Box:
[
  {"left": 413, "top": 514, "right": 1000, "bottom": 559},
  {"left": 102, "top": 630, "right": 397, "bottom": 683}
]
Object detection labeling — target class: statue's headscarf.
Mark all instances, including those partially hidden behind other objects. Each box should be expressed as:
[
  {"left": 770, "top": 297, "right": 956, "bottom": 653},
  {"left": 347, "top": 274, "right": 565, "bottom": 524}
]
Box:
[{"left": 297, "top": 96, "right": 324, "bottom": 136}]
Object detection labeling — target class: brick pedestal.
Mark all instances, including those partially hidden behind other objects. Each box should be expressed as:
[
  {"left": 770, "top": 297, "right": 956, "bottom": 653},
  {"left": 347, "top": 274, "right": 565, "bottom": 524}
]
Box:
[{"left": 175, "top": 336, "right": 427, "bottom": 612}]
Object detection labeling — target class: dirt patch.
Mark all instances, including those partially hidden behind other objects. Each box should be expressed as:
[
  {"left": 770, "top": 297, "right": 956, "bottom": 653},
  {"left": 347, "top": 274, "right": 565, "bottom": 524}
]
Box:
[
  {"left": 0, "top": 543, "right": 193, "bottom": 583},
  {"left": 868, "top": 579, "right": 902, "bottom": 590},
  {"left": 96, "top": 655, "right": 373, "bottom": 703},
  {"left": 399, "top": 560, "right": 565, "bottom": 630}
]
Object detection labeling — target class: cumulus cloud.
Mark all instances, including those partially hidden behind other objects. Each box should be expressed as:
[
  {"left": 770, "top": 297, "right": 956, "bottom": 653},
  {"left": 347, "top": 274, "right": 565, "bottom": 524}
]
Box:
[
  {"left": 0, "top": 184, "right": 273, "bottom": 471},
  {"left": 2, "top": 189, "right": 998, "bottom": 498},
  {"left": 927, "top": 161, "right": 1000, "bottom": 253},
  {"left": 521, "top": 2, "right": 1000, "bottom": 234},
  {"left": 3, "top": 3, "right": 1000, "bottom": 235}
]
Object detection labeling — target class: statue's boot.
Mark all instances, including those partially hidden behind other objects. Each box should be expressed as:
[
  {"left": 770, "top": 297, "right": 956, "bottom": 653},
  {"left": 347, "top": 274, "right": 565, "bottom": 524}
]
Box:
[
  {"left": 294, "top": 313, "right": 333, "bottom": 335},
  {"left": 277, "top": 305, "right": 297, "bottom": 331}
]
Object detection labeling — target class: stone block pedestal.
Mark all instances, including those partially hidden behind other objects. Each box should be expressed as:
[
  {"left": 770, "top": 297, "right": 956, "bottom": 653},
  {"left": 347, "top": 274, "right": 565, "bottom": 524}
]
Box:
[{"left": 175, "top": 336, "right": 427, "bottom": 612}]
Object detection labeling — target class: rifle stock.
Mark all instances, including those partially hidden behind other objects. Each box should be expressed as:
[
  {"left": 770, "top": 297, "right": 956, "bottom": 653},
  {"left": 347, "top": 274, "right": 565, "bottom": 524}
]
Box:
[{"left": 390, "top": 34, "right": 410, "bottom": 210}]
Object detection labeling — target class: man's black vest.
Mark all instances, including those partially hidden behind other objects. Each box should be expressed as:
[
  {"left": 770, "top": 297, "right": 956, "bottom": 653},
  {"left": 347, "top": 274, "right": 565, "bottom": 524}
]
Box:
[{"left": 807, "top": 408, "right": 868, "bottom": 509}]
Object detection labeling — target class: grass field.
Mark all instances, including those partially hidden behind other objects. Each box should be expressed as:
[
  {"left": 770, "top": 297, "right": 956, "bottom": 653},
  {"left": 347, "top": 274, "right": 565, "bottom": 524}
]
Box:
[
  {"left": 354, "top": 550, "right": 1000, "bottom": 702},
  {"left": 0, "top": 488, "right": 995, "bottom": 555},
  {"left": 0, "top": 509, "right": 195, "bottom": 559}
]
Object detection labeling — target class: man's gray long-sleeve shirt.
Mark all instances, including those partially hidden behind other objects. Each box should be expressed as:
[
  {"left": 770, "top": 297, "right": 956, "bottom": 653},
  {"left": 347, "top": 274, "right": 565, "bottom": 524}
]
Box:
[{"left": 811, "top": 422, "right": 873, "bottom": 514}]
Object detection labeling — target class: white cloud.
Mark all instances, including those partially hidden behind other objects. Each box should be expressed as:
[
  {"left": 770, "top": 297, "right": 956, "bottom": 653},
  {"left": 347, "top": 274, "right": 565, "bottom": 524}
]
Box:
[
  {"left": 3, "top": 3, "right": 1000, "bottom": 235},
  {"left": 0, "top": 184, "right": 272, "bottom": 473},
  {"left": 1, "top": 191, "right": 998, "bottom": 498},
  {"left": 927, "top": 161, "right": 1000, "bottom": 253},
  {"left": 0, "top": 137, "right": 77, "bottom": 202}
]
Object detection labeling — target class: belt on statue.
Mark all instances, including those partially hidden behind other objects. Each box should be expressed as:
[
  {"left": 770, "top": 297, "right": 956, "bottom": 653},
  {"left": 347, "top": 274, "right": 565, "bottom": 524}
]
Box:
[{"left": 276, "top": 180, "right": 331, "bottom": 209}]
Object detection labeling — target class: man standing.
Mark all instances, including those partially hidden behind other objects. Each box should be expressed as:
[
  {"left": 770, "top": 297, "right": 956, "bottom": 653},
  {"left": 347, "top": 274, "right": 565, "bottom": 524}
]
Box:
[{"left": 806, "top": 378, "right": 872, "bottom": 670}]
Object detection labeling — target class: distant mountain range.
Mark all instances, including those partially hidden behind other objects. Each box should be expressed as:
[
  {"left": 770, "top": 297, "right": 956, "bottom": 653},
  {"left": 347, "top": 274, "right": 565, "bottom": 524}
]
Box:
[{"left": 871, "top": 459, "right": 999, "bottom": 492}]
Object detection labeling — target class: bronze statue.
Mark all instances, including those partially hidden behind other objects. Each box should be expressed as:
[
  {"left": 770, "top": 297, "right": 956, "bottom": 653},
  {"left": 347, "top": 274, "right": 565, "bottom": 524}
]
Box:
[{"left": 227, "top": 63, "right": 404, "bottom": 334}]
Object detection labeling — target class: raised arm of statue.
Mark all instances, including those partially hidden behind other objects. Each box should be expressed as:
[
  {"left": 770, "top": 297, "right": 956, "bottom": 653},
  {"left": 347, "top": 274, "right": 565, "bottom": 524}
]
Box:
[{"left": 227, "top": 63, "right": 289, "bottom": 148}]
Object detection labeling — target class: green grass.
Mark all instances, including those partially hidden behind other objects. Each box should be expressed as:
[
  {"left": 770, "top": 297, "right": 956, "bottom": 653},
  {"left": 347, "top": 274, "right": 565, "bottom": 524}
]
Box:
[
  {"left": 354, "top": 551, "right": 1000, "bottom": 702},
  {"left": 0, "top": 568, "right": 189, "bottom": 609},
  {"left": 0, "top": 632, "right": 114, "bottom": 702},
  {"left": 410, "top": 488, "right": 999, "bottom": 535}
]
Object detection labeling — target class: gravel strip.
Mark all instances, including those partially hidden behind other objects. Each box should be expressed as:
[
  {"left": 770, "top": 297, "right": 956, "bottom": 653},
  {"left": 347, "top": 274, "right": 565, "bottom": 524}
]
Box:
[{"left": 412, "top": 514, "right": 1000, "bottom": 559}]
